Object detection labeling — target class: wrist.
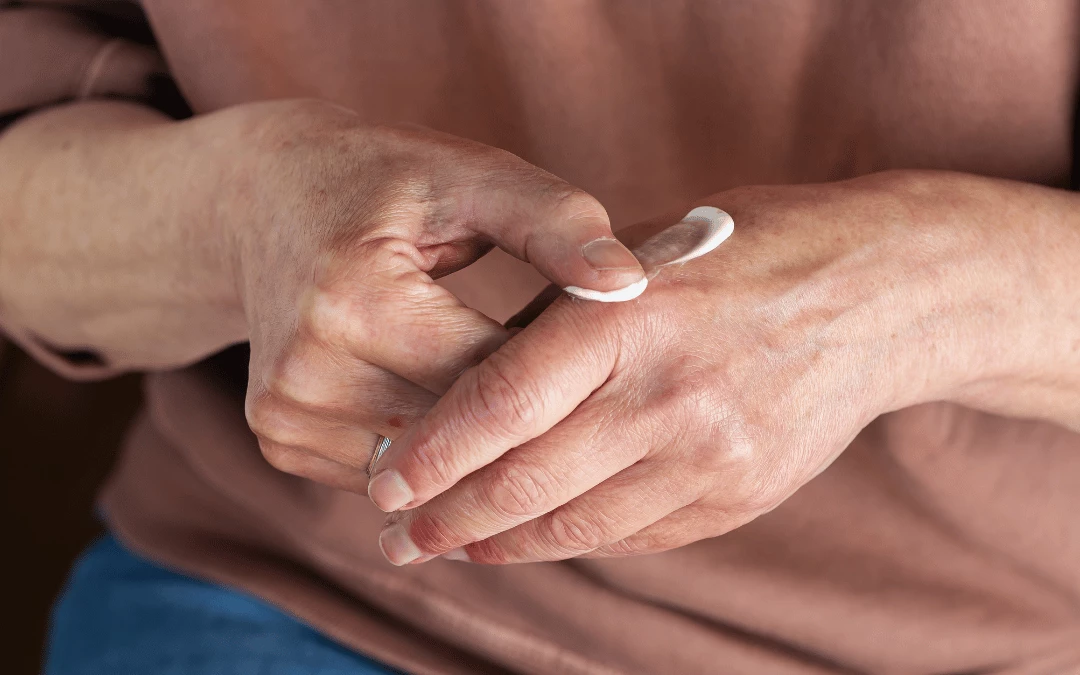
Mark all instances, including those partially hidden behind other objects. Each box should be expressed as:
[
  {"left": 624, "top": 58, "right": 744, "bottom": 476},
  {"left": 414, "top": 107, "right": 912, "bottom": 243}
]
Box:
[
  {"left": 0, "top": 101, "right": 251, "bottom": 369},
  {"left": 207, "top": 100, "right": 351, "bottom": 336},
  {"left": 933, "top": 177, "right": 1080, "bottom": 427},
  {"left": 702, "top": 171, "right": 1058, "bottom": 423},
  {"left": 175, "top": 100, "right": 362, "bottom": 337},
  {"left": 864, "top": 172, "right": 1080, "bottom": 427},
  {"left": 162, "top": 108, "right": 255, "bottom": 349}
]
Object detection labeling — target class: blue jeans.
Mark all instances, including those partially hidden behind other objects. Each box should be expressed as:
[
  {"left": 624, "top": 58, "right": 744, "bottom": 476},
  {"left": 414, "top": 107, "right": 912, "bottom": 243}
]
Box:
[{"left": 45, "top": 535, "right": 403, "bottom": 674}]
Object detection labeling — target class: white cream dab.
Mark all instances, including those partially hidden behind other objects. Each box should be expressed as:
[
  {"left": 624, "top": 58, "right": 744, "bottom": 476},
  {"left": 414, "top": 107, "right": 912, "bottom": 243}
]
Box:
[
  {"left": 651, "top": 206, "right": 734, "bottom": 266},
  {"left": 563, "top": 206, "right": 734, "bottom": 303},
  {"left": 564, "top": 276, "right": 648, "bottom": 302}
]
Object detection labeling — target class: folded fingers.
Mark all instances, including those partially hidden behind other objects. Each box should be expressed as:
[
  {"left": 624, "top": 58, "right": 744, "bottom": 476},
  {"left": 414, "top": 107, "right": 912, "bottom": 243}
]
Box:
[
  {"left": 580, "top": 504, "right": 750, "bottom": 559},
  {"left": 376, "top": 402, "right": 683, "bottom": 565},
  {"left": 366, "top": 298, "right": 622, "bottom": 513},
  {"left": 457, "top": 457, "right": 699, "bottom": 564}
]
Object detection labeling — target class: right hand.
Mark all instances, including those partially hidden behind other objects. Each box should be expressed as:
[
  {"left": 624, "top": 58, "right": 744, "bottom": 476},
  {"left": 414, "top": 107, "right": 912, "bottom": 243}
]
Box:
[{"left": 229, "top": 100, "right": 645, "bottom": 494}]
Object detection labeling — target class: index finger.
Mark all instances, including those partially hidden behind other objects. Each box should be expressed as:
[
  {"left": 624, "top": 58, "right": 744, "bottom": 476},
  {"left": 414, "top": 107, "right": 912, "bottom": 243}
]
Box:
[
  {"left": 368, "top": 206, "right": 733, "bottom": 512},
  {"left": 366, "top": 298, "right": 620, "bottom": 512}
]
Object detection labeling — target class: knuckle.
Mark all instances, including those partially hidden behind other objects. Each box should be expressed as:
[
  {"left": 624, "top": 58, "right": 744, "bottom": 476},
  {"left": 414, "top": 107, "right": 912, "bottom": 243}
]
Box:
[
  {"left": 262, "top": 353, "right": 328, "bottom": 411},
  {"left": 470, "top": 355, "right": 543, "bottom": 437},
  {"left": 649, "top": 358, "right": 724, "bottom": 426},
  {"left": 542, "top": 511, "right": 609, "bottom": 555},
  {"left": 483, "top": 462, "right": 557, "bottom": 520},
  {"left": 244, "top": 392, "right": 280, "bottom": 439},
  {"left": 403, "top": 429, "right": 462, "bottom": 490},
  {"left": 459, "top": 143, "right": 535, "bottom": 184},
  {"left": 259, "top": 440, "right": 306, "bottom": 475},
  {"left": 301, "top": 287, "right": 358, "bottom": 349},
  {"left": 726, "top": 468, "right": 782, "bottom": 514},
  {"left": 598, "top": 536, "right": 651, "bottom": 557},
  {"left": 245, "top": 393, "right": 309, "bottom": 448},
  {"left": 546, "top": 186, "right": 607, "bottom": 224},
  {"left": 685, "top": 443, "right": 761, "bottom": 507},
  {"left": 648, "top": 359, "right": 765, "bottom": 479},
  {"left": 466, "top": 537, "right": 513, "bottom": 566},
  {"left": 407, "top": 512, "right": 466, "bottom": 554}
]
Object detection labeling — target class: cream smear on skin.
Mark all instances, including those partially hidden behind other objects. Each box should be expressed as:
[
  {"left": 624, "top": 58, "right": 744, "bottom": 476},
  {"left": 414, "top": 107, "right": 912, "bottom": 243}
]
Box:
[{"left": 564, "top": 206, "right": 734, "bottom": 302}]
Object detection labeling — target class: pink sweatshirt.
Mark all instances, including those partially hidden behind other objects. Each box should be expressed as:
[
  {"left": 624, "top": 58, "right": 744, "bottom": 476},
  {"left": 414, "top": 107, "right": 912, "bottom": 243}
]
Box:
[{"left": 3, "top": 1, "right": 1080, "bottom": 672}]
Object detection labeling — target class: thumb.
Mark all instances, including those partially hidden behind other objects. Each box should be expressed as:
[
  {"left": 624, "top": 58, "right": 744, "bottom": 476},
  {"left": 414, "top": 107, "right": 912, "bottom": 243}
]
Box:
[
  {"left": 500, "top": 206, "right": 736, "bottom": 325},
  {"left": 461, "top": 172, "right": 647, "bottom": 302}
]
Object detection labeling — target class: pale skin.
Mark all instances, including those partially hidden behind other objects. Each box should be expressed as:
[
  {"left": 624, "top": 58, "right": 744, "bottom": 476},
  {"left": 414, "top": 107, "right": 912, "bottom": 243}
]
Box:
[
  {"left": 0, "top": 98, "right": 645, "bottom": 492},
  {"left": 1, "top": 99, "right": 1078, "bottom": 568},
  {"left": 369, "top": 173, "right": 1080, "bottom": 565}
]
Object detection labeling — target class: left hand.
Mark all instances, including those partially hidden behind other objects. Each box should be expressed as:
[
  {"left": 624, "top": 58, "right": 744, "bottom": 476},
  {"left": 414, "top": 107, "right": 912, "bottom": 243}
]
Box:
[{"left": 368, "top": 170, "right": 1079, "bottom": 564}]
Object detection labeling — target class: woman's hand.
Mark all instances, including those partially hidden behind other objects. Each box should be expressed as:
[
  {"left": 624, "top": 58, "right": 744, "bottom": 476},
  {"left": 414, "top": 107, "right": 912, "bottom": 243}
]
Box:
[
  {"left": 230, "top": 100, "right": 647, "bottom": 492},
  {"left": 0, "top": 98, "right": 645, "bottom": 493},
  {"left": 366, "top": 171, "right": 1080, "bottom": 564}
]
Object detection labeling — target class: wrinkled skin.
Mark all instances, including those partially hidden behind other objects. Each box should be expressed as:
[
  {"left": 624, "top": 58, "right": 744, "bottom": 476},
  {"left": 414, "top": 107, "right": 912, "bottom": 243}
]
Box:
[
  {"left": 369, "top": 171, "right": 1080, "bottom": 564},
  {"left": 0, "top": 95, "right": 647, "bottom": 497},
  {"left": 233, "top": 101, "right": 645, "bottom": 492}
]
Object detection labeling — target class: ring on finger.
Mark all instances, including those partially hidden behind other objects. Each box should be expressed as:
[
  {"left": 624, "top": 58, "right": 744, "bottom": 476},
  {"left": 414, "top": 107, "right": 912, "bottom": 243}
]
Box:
[{"left": 368, "top": 435, "right": 392, "bottom": 476}]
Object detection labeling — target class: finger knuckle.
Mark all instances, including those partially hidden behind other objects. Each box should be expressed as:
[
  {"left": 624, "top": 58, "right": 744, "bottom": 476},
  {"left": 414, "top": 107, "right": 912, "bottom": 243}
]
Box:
[
  {"left": 301, "top": 287, "right": 357, "bottom": 349},
  {"left": 259, "top": 440, "right": 306, "bottom": 475},
  {"left": 649, "top": 358, "right": 725, "bottom": 428},
  {"left": 542, "top": 511, "right": 609, "bottom": 555},
  {"left": 546, "top": 186, "right": 607, "bottom": 224},
  {"left": 598, "top": 536, "right": 652, "bottom": 557},
  {"left": 686, "top": 444, "right": 763, "bottom": 510},
  {"left": 726, "top": 469, "right": 782, "bottom": 514},
  {"left": 262, "top": 354, "right": 329, "bottom": 412},
  {"left": 404, "top": 429, "right": 462, "bottom": 489},
  {"left": 245, "top": 392, "right": 282, "bottom": 439},
  {"left": 470, "top": 355, "right": 543, "bottom": 437},
  {"left": 245, "top": 394, "right": 311, "bottom": 448},
  {"left": 407, "top": 512, "right": 466, "bottom": 554},
  {"left": 483, "top": 461, "right": 557, "bottom": 520},
  {"left": 465, "top": 537, "right": 513, "bottom": 565},
  {"left": 649, "top": 361, "right": 764, "bottom": 475}
]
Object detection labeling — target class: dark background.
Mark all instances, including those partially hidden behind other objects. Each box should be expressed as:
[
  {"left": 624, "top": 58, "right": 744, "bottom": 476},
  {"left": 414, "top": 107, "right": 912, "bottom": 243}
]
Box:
[{"left": 0, "top": 341, "right": 142, "bottom": 674}]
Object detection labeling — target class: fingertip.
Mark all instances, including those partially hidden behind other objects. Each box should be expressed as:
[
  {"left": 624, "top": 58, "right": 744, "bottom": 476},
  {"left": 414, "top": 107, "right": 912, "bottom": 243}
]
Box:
[
  {"left": 578, "top": 236, "right": 646, "bottom": 290},
  {"left": 368, "top": 469, "right": 414, "bottom": 512},
  {"left": 581, "top": 237, "right": 640, "bottom": 272},
  {"left": 379, "top": 522, "right": 422, "bottom": 565},
  {"left": 533, "top": 234, "right": 646, "bottom": 298}
]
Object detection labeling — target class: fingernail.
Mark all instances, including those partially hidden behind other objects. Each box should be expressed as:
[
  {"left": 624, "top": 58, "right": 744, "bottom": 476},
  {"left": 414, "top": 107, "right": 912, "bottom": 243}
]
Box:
[
  {"left": 442, "top": 547, "right": 471, "bottom": 562},
  {"left": 368, "top": 470, "right": 414, "bottom": 512},
  {"left": 379, "top": 523, "right": 422, "bottom": 565},
  {"left": 582, "top": 238, "right": 641, "bottom": 271}
]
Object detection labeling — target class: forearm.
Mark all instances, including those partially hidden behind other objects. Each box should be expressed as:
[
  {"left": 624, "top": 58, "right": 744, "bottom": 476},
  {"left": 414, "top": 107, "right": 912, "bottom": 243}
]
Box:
[
  {"left": 927, "top": 173, "right": 1080, "bottom": 431},
  {"left": 719, "top": 170, "right": 1080, "bottom": 432},
  {"left": 0, "top": 100, "right": 246, "bottom": 371}
]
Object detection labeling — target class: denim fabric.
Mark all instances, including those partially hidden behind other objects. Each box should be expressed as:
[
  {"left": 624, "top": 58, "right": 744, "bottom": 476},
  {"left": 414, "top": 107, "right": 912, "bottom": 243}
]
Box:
[{"left": 45, "top": 535, "right": 402, "bottom": 675}]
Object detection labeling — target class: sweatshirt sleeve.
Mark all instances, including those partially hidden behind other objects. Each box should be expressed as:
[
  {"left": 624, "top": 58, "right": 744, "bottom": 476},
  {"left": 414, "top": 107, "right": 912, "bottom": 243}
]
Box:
[{"left": 0, "top": 0, "right": 189, "bottom": 379}]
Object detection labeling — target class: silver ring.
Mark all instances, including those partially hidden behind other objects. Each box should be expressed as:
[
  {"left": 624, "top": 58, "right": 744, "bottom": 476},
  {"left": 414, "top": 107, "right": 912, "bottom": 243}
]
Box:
[{"left": 368, "top": 435, "right": 392, "bottom": 476}]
